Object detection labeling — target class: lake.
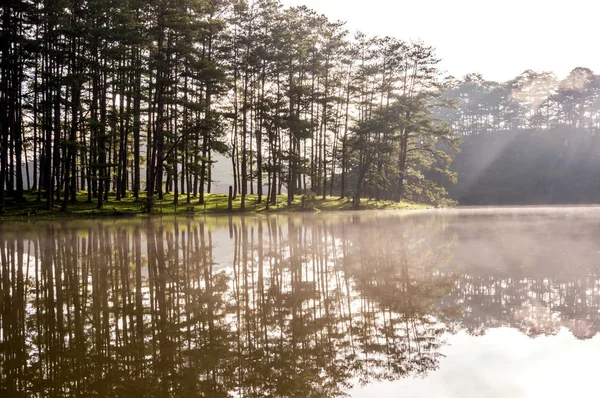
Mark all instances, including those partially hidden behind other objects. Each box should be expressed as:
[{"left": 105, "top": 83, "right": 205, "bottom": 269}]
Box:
[{"left": 1, "top": 207, "right": 600, "bottom": 397}]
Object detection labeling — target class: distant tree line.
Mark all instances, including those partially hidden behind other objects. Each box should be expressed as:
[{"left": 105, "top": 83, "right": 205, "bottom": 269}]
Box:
[
  {"left": 437, "top": 68, "right": 600, "bottom": 204},
  {"left": 0, "top": 0, "right": 458, "bottom": 213}
]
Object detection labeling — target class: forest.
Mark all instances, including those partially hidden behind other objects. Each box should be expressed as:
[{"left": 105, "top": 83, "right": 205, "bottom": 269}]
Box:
[
  {"left": 4, "top": 0, "right": 599, "bottom": 214},
  {"left": 0, "top": 0, "right": 458, "bottom": 214},
  {"left": 440, "top": 68, "right": 600, "bottom": 205}
]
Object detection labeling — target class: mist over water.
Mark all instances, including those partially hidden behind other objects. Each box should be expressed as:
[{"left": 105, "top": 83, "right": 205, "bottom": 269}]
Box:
[{"left": 1, "top": 208, "right": 600, "bottom": 397}]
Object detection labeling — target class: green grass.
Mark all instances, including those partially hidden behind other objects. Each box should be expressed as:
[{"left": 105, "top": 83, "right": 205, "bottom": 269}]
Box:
[{"left": 0, "top": 190, "right": 431, "bottom": 221}]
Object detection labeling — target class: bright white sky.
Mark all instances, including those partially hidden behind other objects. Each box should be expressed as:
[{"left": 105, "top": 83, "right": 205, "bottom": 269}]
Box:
[{"left": 280, "top": 0, "right": 600, "bottom": 83}]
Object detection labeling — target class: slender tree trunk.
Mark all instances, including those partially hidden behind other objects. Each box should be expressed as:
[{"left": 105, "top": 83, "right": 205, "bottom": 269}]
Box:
[{"left": 133, "top": 47, "right": 141, "bottom": 199}]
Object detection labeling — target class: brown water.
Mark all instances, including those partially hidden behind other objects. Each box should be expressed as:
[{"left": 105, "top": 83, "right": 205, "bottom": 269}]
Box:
[{"left": 1, "top": 208, "right": 600, "bottom": 397}]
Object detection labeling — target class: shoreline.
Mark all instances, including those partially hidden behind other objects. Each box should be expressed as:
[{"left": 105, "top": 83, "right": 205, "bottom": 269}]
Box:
[{"left": 0, "top": 192, "right": 431, "bottom": 222}]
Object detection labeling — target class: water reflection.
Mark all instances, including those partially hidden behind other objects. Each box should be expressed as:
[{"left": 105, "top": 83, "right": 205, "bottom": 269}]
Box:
[{"left": 1, "top": 209, "right": 600, "bottom": 397}]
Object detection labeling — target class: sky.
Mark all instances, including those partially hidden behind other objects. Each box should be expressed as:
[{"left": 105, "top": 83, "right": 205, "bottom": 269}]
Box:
[{"left": 280, "top": 0, "right": 600, "bottom": 83}]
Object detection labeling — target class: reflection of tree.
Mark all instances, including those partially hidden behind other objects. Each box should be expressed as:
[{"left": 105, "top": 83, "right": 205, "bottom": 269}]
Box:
[
  {"left": 339, "top": 216, "right": 457, "bottom": 384},
  {"left": 6, "top": 213, "right": 600, "bottom": 396},
  {"left": 436, "top": 213, "right": 600, "bottom": 339},
  {"left": 223, "top": 214, "right": 456, "bottom": 397},
  {"left": 444, "top": 274, "right": 600, "bottom": 339},
  {"left": 0, "top": 215, "right": 455, "bottom": 397}
]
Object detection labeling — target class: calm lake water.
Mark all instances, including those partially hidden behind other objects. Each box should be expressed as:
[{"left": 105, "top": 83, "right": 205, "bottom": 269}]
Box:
[{"left": 2, "top": 207, "right": 600, "bottom": 397}]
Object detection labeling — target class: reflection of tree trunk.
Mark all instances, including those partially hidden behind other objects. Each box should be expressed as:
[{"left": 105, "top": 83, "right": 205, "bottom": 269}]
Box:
[
  {"left": 200, "top": 222, "right": 217, "bottom": 389},
  {"left": 258, "top": 221, "right": 267, "bottom": 343},
  {"left": 0, "top": 214, "right": 457, "bottom": 396},
  {"left": 231, "top": 221, "right": 243, "bottom": 395},
  {"left": 152, "top": 225, "right": 170, "bottom": 396},
  {"left": 2, "top": 238, "right": 10, "bottom": 385},
  {"left": 67, "top": 228, "right": 84, "bottom": 386},
  {"left": 134, "top": 226, "right": 144, "bottom": 377}
]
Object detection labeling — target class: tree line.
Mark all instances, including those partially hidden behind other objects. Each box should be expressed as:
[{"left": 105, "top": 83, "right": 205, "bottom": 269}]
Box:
[
  {"left": 0, "top": 0, "right": 458, "bottom": 213},
  {"left": 440, "top": 67, "right": 600, "bottom": 134},
  {"left": 436, "top": 68, "right": 600, "bottom": 204}
]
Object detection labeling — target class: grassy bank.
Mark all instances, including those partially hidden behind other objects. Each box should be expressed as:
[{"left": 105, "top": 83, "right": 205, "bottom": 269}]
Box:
[{"left": 0, "top": 191, "right": 431, "bottom": 221}]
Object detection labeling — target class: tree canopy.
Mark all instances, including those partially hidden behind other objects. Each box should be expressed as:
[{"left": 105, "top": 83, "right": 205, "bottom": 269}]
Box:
[
  {"left": 438, "top": 68, "right": 600, "bottom": 204},
  {"left": 0, "top": 0, "right": 458, "bottom": 213}
]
